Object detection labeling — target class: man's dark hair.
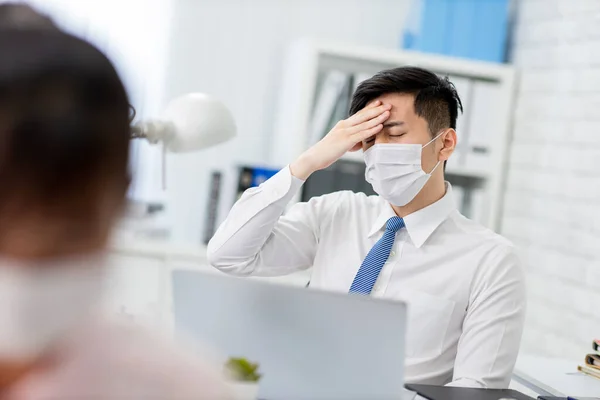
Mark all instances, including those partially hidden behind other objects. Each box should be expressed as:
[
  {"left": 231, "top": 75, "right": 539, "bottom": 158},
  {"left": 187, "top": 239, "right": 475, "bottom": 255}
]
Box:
[
  {"left": 0, "top": 2, "right": 57, "bottom": 30},
  {"left": 349, "top": 66, "right": 463, "bottom": 136},
  {"left": 0, "top": 29, "right": 130, "bottom": 220}
]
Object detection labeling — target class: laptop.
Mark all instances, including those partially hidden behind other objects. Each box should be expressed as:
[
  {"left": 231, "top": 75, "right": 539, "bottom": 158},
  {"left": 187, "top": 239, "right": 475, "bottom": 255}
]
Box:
[
  {"left": 405, "top": 384, "right": 536, "bottom": 400},
  {"left": 172, "top": 270, "right": 407, "bottom": 400}
]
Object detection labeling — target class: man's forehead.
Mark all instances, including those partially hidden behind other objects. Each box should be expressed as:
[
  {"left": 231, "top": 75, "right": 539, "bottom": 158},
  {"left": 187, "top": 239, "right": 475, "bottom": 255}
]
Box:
[
  {"left": 369, "top": 93, "right": 417, "bottom": 117},
  {"left": 369, "top": 92, "right": 414, "bottom": 108}
]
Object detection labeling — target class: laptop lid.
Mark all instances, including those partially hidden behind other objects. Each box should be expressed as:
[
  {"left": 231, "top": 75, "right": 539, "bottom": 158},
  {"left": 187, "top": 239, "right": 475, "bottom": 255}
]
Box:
[{"left": 172, "top": 270, "right": 407, "bottom": 400}]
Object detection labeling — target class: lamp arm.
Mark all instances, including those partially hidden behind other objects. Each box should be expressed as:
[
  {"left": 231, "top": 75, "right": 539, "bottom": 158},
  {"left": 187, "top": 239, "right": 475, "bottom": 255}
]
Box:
[{"left": 130, "top": 120, "right": 175, "bottom": 144}]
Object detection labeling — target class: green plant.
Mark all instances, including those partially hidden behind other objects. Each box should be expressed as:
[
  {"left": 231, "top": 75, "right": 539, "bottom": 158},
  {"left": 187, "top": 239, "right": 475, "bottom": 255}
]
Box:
[{"left": 225, "top": 357, "right": 262, "bottom": 382}]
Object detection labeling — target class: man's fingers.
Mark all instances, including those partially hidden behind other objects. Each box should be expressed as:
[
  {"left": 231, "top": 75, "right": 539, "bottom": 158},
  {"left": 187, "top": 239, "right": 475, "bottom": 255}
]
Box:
[
  {"left": 346, "top": 103, "right": 391, "bottom": 126},
  {"left": 354, "top": 123, "right": 383, "bottom": 143},
  {"left": 349, "top": 110, "right": 390, "bottom": 134},
  {"left": 336, "top": 101, "right": 380, "bottom": 128},
  {"left": 349, "top": 142, "right": 363, "bottom": 152},
  {"left": 363, "top": 100, "right": 381, "bottom": 110},
  {"left": 346, "top": 104, "right": 388, "bottom": 126}
]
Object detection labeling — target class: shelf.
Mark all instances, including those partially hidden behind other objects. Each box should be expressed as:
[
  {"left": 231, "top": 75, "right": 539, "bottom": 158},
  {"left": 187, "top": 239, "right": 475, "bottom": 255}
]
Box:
[
  {"left": 313, "top": 39, "right": 514, "bottom": 82},
  {"left": 273, "top": 40, "right": 516, "bottom": 231}
]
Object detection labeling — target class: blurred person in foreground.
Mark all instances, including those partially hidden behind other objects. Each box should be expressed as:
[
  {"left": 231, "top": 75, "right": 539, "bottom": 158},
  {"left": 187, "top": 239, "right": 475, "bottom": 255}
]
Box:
[
  {"left": 0, "top": 8, "right": 229, "bottom": 400},
  {"left": 0, "top": 2, "right": 55, "bottom": 29},
  {"left": 209, "top": 67, "right": 526, "bottom": 388}
]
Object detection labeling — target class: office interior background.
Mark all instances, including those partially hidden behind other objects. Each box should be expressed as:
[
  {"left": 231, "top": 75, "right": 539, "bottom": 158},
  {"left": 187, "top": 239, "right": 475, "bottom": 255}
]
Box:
[{"left": 21, "top": 0, "right": 600, "bottom": 364}]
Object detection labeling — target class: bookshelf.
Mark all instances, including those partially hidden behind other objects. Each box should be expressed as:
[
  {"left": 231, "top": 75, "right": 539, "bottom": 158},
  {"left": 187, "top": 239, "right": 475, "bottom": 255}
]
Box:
[{"left": 271, "top": 39, "right": 516, "bottom": 231}]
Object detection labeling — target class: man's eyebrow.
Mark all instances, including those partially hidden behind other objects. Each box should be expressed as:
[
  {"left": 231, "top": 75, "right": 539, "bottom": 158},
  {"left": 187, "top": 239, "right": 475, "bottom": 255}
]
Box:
[{"left": 382, "top": 121, "right": 405, "bottom": 128}]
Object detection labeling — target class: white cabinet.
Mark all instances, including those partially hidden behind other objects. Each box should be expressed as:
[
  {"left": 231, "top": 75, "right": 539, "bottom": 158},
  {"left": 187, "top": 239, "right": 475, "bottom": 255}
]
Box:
[
  {"left": 104, "top": 239, "right": 311, "bottom": 329},
  {"left": 104, "top": 253, "right": 166, "bottom": 326}
]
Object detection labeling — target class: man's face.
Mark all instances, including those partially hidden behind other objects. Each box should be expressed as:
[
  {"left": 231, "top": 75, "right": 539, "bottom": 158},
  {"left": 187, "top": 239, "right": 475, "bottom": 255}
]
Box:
[{"left": 361, "top": 92, "right": 442, "bottom": 174}]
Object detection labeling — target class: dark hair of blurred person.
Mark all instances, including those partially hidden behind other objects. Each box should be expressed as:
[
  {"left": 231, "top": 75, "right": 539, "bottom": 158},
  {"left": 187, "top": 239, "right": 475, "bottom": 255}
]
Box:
[
  {"left": 0, "top": 28, "right": 130, "bottom": 259},
  {"left": 0, "top": 2, "right": 57, "bottom": 30},
  {"left": 0, "top": 22, "right": 229, "bottom": 400}
]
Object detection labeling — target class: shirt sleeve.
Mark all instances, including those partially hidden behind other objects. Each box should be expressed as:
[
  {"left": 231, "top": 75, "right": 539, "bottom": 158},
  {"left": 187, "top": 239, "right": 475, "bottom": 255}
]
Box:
[
  {"left": 207, "top": 166, "right": 325, "bottom": 277},
  {"left": 448, "top": 246, "right": 526, "bottom": 389}
]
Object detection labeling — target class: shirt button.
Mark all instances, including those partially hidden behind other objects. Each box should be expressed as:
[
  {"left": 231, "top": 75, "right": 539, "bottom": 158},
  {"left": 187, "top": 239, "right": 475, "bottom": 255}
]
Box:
[{"left": 390, "top": 251, "right": 396, "bottom": 257}]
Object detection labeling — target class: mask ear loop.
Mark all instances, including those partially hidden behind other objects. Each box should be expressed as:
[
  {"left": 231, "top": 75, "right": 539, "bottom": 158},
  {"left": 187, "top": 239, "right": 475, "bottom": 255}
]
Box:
[
  {"left": 427, "top": 160, "right": 442, "bottom": 175},
  {"left": 422, "top": 130, "right": 446, "bottom": 148},
  {"left": 423, "top": 130, "right": 447, "bottom": 174}
]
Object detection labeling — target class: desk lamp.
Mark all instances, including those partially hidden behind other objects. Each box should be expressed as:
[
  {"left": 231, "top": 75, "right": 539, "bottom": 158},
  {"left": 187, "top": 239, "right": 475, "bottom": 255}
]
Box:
[{"left": 130, "top": 93, "right": 236, "bottom": 152}]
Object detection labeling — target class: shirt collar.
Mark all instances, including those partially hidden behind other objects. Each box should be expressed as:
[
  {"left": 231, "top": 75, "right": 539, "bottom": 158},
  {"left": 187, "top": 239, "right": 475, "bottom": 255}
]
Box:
[{"left": 367, "top": 183, "right": 456, "bottom": 248}]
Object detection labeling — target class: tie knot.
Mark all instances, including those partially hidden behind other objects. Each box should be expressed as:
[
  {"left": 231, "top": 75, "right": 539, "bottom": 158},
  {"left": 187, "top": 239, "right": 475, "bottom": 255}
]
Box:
[{"left": 386, "top": 216, "right": 405, "bottom": 233}]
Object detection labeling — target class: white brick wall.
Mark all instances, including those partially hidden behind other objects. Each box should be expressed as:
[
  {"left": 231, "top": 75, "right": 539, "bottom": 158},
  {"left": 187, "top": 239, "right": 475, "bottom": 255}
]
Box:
[{"left": 504, "top": 0, "right": 600, "bottom": 360}]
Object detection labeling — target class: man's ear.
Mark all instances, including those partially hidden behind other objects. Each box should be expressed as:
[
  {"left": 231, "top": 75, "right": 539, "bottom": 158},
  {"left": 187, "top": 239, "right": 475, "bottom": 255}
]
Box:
[{"left": 439, "top": 129, "right": 456, "bottom": 162}]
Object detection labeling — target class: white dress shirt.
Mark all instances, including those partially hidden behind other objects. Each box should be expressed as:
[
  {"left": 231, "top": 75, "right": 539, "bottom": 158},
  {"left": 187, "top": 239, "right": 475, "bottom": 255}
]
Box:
[{"left": 208, "top": 166, "right": 526, "bottom": 389}]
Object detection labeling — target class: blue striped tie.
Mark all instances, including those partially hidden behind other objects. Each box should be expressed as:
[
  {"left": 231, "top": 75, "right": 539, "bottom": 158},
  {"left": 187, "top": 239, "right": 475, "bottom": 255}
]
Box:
[{"left": 349, "top": 216, "right": 405, "bottom": 295}]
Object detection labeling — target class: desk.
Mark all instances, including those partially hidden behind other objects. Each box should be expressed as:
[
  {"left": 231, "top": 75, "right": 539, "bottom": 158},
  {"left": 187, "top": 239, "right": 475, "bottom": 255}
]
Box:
[
  {"left": 513, "top": 355, "right": 600, "bottom": 397},
  {"left": 106, "top": 238, "right": 597, "bottom": 398},
  {"left": 409, "top": 355, "right": 600, "bottom": 400}
]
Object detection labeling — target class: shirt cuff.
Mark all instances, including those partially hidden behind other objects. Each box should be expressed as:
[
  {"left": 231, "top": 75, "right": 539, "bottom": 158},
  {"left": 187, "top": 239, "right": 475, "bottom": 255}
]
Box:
[
  {"left": 255, "top": 165, "right": 304, "bottom": 204},
  {"left": 288, "top": 166, "right": 305, "bottom": 192}
]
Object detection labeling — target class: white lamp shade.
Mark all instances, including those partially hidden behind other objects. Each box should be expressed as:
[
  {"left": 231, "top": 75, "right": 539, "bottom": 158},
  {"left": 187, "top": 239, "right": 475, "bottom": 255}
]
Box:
[{"left": 161, "top": 93, "right": 236, "bottom": 152}]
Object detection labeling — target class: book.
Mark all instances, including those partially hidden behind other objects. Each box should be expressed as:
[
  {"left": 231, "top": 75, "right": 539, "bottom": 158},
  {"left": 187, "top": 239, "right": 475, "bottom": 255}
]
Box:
[
  {"left": 446, "top": 75, "right": 472, "bottom": 170},
  {"left": 308, "top": 70, "right": 349, "bottom": 146},
  {"left": 203, "top": 171, "right": 222, "bottom": 244},
  {"left": 594, "top": 339, "right": 600, "bottom": 354},
  {"left": 579, "top": 364, "right": 600, "bottom": 380},
  {"left": 585, "top": 353, "right": 600, "bottom": 369},
  {"left": 464, "top": 80, "right": 500, "bottom": 171},
  {"left": 235, "top": 166, "right": 280, "bottom": 202},
  {"left": 329, "top": 76, "right": 352, "bottom": 129}
]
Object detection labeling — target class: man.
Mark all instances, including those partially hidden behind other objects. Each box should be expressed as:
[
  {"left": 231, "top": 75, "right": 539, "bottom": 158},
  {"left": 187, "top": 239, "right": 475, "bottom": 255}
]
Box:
[
  {"left": 208, "top": 66, "right": 525, "bottom": 389},
  {"left": 0, "top": 17, "right": 229, "bottom": 399}
]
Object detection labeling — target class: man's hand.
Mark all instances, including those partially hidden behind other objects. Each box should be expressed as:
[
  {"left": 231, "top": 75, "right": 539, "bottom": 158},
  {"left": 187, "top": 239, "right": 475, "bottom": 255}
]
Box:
[{"left": 290, "top": 101, "right": 391, "bottom": 180}]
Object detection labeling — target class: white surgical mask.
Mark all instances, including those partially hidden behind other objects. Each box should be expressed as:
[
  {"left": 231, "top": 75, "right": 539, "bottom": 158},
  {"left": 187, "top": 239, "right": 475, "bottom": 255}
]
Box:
[
  {"left": 364, "top": 132, "right": 443, "bottom": 206},
  {"left": 0, "top": 255, "right": 106, "bottom": 362}
]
